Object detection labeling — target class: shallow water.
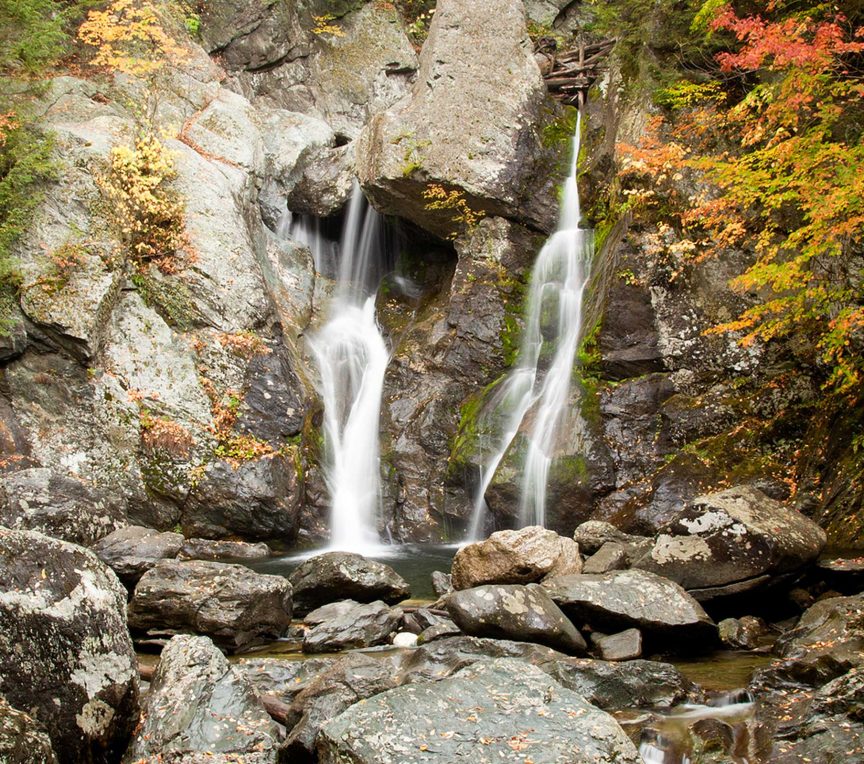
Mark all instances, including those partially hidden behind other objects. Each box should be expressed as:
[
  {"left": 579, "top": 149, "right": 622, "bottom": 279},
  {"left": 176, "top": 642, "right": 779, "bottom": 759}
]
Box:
[
  {"left": 672, "top": 650, "right": 773, "bottom": 692},
  {"left": 246, "top": 543, "right": 460, "bottom": 601}
]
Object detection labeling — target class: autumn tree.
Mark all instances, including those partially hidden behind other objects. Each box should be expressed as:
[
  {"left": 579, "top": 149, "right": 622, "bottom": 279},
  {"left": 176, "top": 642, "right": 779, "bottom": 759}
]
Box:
[{"left": 619, "top": 0, "right": 864, "bottom": 396}]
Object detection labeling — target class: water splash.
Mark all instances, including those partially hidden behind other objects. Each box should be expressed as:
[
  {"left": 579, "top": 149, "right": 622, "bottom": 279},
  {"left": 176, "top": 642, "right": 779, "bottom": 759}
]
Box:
[
  {"left": 468, "top": 112, "right": 593, "bottom": 538},
  {"left": 298, "top": 183, "right": 392, "bottom": 553}
]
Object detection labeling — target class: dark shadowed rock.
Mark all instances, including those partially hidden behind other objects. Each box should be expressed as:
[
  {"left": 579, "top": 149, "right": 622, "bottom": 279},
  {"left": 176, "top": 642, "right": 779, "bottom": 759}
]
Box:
[
  {"left": 125, "top": 635, "right": 280, "bottom": 763},
  {"left": 635, "top": 486, "right": 827, "bottom": 600},
  {"left": 282, "top": 650, "right": 406, "bottom": 759},
  {"left": 0, "top": 467, "right": 126, "bottom": 546},
  {"left": 542, "top": 569, "right": 716, "bottom": 647},
  {"left": 182, "top": 454, "right": 302, "bottom": 541},
  {"left": 177, "top": 538, "right": 271, "bottom": 561},
  {"left": 573, "top": 520, "right": 652, "bottom": 556},
  {"left": 771, "top": 594, "right": 864, "bottom": 684},
  {"left": 0, "top": 696, "right": 57, "bottom": 763},
  {"left": 446, "top": 584, "right": 586, "bottom": 654},
  {"left": 92, "top": 525, "right": 184, "bottom": 588},
  {"left": 451, "top": 526, "right": 582, "bottom": 590},
  {"left": 318, "top": 658, "right": 641, "bottom": 763},
  {"left": 128, "top": 560, "right": 292, "bottom": 652},
  {"left": 288, "top": 551, "right": 410, "bottom": 615},
  {"left": 0, "top": 529, "right": 138, "bottom": 764},
  {"left": 718, "top": 616, "right": 768, "bottom": 650},
  {"left": 431, "top": 570, "right": 453, "bottom": 597},
  {"left": 303, "top": 600, "right": 403, "bottom": 653}
]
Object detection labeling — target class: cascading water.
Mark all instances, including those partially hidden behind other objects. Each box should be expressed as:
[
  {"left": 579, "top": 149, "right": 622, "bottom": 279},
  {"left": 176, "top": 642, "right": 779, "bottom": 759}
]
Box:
[
  {"left": 305, "top": 182, "right": 391, "bottom": 553},
  {"left": 468, "top": 112, "right": 593, "bottom": 538}
]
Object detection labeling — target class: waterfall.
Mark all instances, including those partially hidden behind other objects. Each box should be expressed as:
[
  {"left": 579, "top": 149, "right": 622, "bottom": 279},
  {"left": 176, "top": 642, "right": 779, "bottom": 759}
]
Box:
[
  {"left": 296, "top": 183, "right": 391, "bottom": 553},
  {"left": 468, "top": 112, "right": 593, "bottom": 538}
]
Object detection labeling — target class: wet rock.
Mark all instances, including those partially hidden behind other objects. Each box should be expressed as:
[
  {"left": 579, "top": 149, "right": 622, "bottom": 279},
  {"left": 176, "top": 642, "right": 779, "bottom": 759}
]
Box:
[
  {"left": 772, "top": 593, "right": 864, "bottom": 684},
  {"left": 282, "top": 650, "right": 405, "bottom": 759},
  {"left": 182, "top": 454, "right": 302, "bottom": 541},
  {"left": 288, "top": 551, "right": 410, "bottom": 615},
  {"left": 303, "top": 600, "right": 403, "bottom": 653},
  {"left": 125, "top": 635, "right": 280, "bottom": 763},
  {"left": 304, "top": 599, "right": 362, "bottom": 626},
  {"left": 0, "top": 529, "right": 138, "bottom": 763},
  {"left": 0, "top": 695, "right": 57, "bottom": 763},
  {"left": 128, "top": 560, "right": 292, "bottom": 653},
  {"left": 635, "top": 486, "right": 827, "bottom": 600},
  {"left": 357, "top": 0, "right": 558, "bottom": 237},
  {"left": 431, "top": 570, "right": 453, "bottom": 597},
  {"left": 285, "top": 143, "right": 355, "bottom": 217},
  {"left": 92, "top": 525, "right": 184, "bottom": 588},
  {"left": 451, "top": 525, "right": 582, "bottom": 589},
  {"left": 417, "top": 618, "right": 462, "bottom": 645},
  {"left": 598, "top": 279, "right": 664, "bottom": 380},
  {"left": 0, "top": 467, "right": 126, "bottom": 546},
  {"left": 446, "top": 584, "right": 586, "bottom": 654},
  {"left": 583, "top": 542, "right": 630, "bottom": 574},
  {"left": 318, "top": 658, "right": 641, "bottom": 763},
  {"left": 235, "top": 656, "right": 335, "bottom": 704},
  {"left": 595, "top": 628, "right": 643, "bottom": 661},
  {"left": 177, "top": 538, "right": 271, "bottom": 562},
  {"left": 542, "top": 569, "right": 716, "bottom": 648},
  {"left": 718, "top": 616, "right": 769, "bottom": 650},
  {"left": 573, "top": 520, "right": 653, "bottom": 556}
]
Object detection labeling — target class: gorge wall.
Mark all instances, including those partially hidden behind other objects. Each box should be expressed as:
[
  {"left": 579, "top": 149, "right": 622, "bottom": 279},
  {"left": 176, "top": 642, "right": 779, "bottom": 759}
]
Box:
[{"left": 0, "top": 0, "right": 860, "bottom": 550}]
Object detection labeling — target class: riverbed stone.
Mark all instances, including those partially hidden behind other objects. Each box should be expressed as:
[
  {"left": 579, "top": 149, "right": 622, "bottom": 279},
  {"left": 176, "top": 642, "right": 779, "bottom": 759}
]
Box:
[
  {"left": 303, "top": 600, "right": 403, "bottom": 653},
  {"left": 128, "top": 559, "right": 292, "bottom": 652},
  {"left": 573, "top": 520, "right": 653, "bottom": 556},
  {"left": 304, "top": 599, "right": 362, "bottom": 626},
  {"left": 288, "top": 551, "right": 410, "bottom": 614},
  {"left": 583, "top": 542, "right": 630, "bottom": 574},
  {"left": 318, "top": 657, "right": 641, "bottom": 763},
  {"left": 177, "top": 538, "right": 271, "bottom": 561},
  {"left": 0, "top": 467, "right": 126, "bottom": 546},
  {"left": 718, "top": 616, "right": 768, "bottom": 650},
  {"left": 451, "top": 525, "right": 582, "bottom": 589},
  {"left": 125, "top": 634, "right": 281, "bottom": 763},
  {"left": 635, "top": 486, "right": 827, "bottom": 599},
  {"left": 0, "top": 529, "right": 138, "bottom": 764},
  {"left": 92, "top": 525, "right": 184, "bottom": 588},
  {"left": 542, "top": 569, "right": 716, "bottom": 647},
  {"left": 0, "top": 696, "right": 57, "bottom": 763},
  {"left": 446, "top": 583, "right": 586, "bottom": 654}
]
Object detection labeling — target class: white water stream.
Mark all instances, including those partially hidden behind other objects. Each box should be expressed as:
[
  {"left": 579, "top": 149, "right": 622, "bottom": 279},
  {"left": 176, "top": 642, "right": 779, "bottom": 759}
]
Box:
[
  {"left": 291, "top": 183, "right": 391, "bottom": 553},
  {"left": 468, "top": 113, "right": 593, "bottom": 538}
]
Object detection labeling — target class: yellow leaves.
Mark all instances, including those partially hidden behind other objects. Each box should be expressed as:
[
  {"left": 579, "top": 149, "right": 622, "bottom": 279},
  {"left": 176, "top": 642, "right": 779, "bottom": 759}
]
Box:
[
  {"left": 422, "top": 184, "right": 486, "bottom": 238},
  {"left": 98, "top": 131, "right": 186, "bottom": 271},
  {"left": 78, "top": 0, "right": 187, "bottom": 77},
  {"left": 312, "top": 14, "right": 345, "bottom": 37}
]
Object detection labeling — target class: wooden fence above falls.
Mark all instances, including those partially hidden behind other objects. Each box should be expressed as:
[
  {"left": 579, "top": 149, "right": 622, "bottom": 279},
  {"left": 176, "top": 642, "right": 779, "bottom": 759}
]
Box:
[{"left": 540, "top": 38, "right": 617, "bottom": 107}]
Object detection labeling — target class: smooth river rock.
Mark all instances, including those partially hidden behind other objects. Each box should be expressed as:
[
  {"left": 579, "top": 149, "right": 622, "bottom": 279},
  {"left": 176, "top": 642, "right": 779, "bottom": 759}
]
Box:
[
  {"left": 317, "top": 657, "right": 641, "bottom": 763},
  {"left": 446, "top": 583, "right": 586, "bottom": 654},
  {"left": 92, "top": 525, "right": 184, "bottom": 588},
  {"left": 288, "top": 551, "right": 410, "bottom": 615},
  {"left": 303, "top": 600, "right": 404, "bottom": 653},
  {"left": 542, "top": 569, "right": 716, "bottom": 648},
  {"left": 0, "top": 529, "right": 138, "bottom": 764},
  {"left": 451, "top": 526, "right": 582, "bottom": 589},
  {"left": 128, "top": 559, "right": 292, "bottom": 652},
  {"left": 125, "top": 635, "right": 280, "bottom": 763}
]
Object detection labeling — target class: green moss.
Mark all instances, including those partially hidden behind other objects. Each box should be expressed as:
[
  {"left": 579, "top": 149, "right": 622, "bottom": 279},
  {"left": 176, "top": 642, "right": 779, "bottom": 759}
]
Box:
[{"left": 131, "top": 270, "right": 199, "bottom": 331}]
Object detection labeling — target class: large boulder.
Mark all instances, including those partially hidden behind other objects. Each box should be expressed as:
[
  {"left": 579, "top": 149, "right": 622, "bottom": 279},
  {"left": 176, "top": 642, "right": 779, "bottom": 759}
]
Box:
[
  {"left": 635, "top": 486, "right": 827, "bottom": 600},
  {"left": 0, "top": 529, "right": 138, "bottom": 764},
  {"left": 303, "top": 600, "right": 403, "bottom": 653},
  {"left": 446, "top": 584, "right": 586, "bottom": 654},
  {"left": 177, "top": 538, "right": 271, "bottom": 561},
  {"left": 288, "top": 551, "right": 410, "bottom": 614},
  {"left": 0, "top": 467, "right": 126, "bottom": 546},
  {"left": 92, "top": 525, "right": 184, "bottom": 588},
  {"left": 356, "top": 0, "right": 558, "bottom": 238},
  {"left": 125, "top": 635, "right": 281, "bottom": 763},
  {"left": 542, "top": 569, "right": 716, "bottom": 647},
  {"left": 0, "top": 696, "right": 57, "bottom": 763},
  {"left": 318, "top": 658, "right": 641, "bottom": 763},
  {"left": 128, "top": 560, "right": 292, "bottom": 652},
  {"left": 451, "top": 526, "right": 582, "bottom": 589}
]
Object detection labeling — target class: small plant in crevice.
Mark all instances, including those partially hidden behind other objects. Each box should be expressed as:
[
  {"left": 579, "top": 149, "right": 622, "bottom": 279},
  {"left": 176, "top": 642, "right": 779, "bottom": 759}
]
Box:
[
  {"left": 31, "top": 241, "right": 88, "bottom": 294},
  {"left": 139, "top": 409, "right": 195, "bottom": 458},
  {"left": 199, "top": 375, "right": 275, "bottom": 465},
  {"left": 311, "top": 14, "right": 345, "bottom": 38},
  {"left": 422, "top": 183, "right": 486, "bottom": 239},
  {"left": 97, "top": 130, "right": 187, "bottom": 273}
]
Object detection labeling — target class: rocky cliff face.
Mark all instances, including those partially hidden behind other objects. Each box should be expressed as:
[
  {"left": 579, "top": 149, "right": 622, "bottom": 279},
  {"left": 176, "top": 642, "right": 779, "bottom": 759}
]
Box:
[{"left": 0, "top": 0, "right": 858, "bottom": 548}]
